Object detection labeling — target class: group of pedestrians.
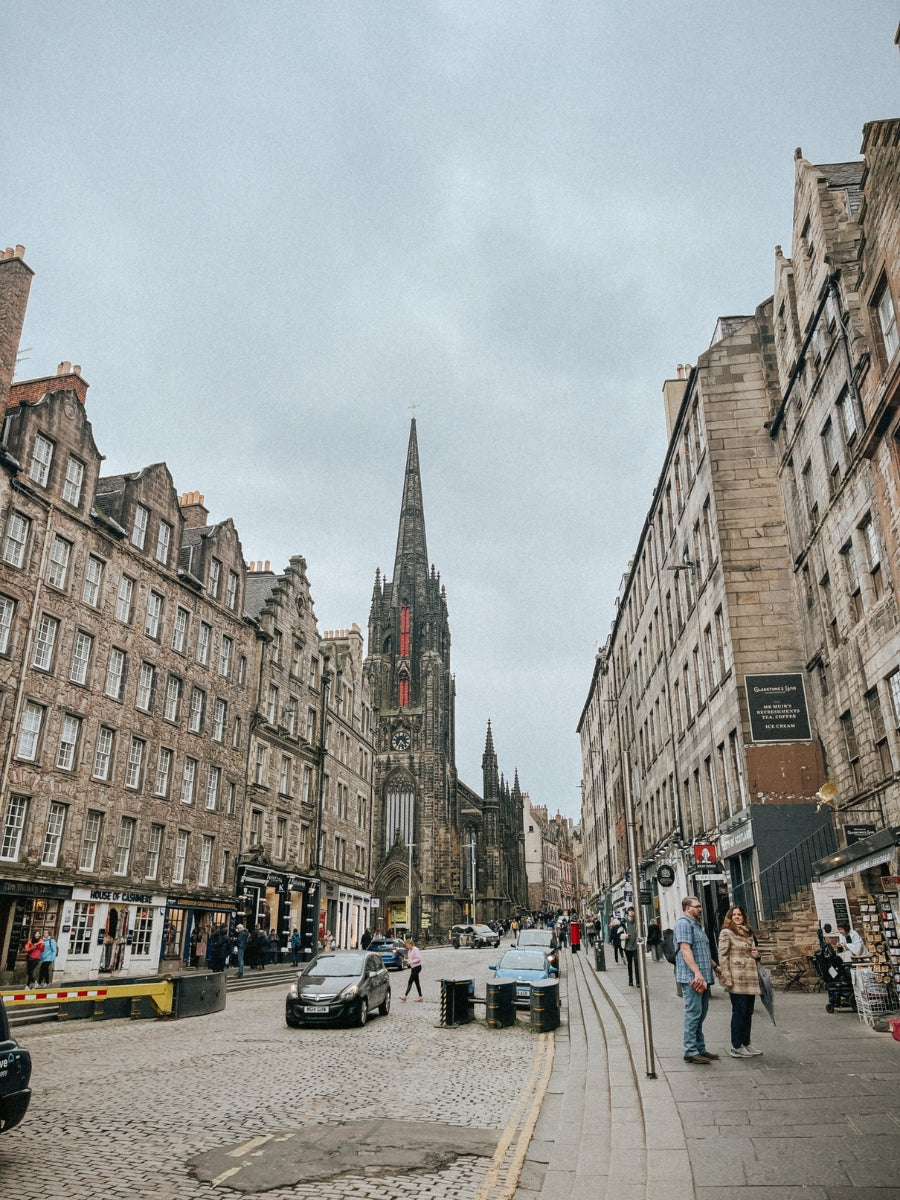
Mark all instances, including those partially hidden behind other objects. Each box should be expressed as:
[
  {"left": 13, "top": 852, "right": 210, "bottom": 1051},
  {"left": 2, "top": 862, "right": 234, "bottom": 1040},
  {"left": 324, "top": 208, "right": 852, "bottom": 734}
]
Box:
[{"left": 23, "top": 931, "right": 58, "bottom": 987}]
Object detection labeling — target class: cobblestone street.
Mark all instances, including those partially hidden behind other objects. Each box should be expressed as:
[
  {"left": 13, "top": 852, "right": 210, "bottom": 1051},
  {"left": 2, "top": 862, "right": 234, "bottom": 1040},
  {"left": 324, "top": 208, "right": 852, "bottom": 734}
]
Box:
[{"left": 0, "top": 945, "right": 545, "bottom": 1200}]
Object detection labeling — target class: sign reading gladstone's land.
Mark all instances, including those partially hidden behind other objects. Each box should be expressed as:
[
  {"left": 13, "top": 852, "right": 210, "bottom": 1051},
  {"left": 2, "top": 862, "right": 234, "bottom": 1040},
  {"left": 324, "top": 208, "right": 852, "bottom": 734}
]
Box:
[{"left": 744, "top": 673, "right": 811, "bottom": 742}]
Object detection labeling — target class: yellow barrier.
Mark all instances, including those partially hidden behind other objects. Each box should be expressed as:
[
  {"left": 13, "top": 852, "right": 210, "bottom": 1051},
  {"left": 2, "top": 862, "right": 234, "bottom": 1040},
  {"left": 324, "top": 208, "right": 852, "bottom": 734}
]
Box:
[{"left": 0, "top": 979, "right": 175, "bottom": 1017}]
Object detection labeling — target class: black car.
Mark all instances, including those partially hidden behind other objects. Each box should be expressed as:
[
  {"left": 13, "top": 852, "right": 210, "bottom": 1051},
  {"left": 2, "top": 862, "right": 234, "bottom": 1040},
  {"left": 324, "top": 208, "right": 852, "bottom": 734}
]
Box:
[
  {"left": 285, "top": 951, "right": 391, "bottom": 1027},
  {"left": 0, "top": 998, "right": 32, "bottom": 1133}
]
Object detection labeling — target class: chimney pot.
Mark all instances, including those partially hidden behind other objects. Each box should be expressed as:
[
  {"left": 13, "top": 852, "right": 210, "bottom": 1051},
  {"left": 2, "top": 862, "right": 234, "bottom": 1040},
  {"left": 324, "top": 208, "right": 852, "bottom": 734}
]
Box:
[{"left": 14, "top": 246, "right": 25, "bottom": 259}]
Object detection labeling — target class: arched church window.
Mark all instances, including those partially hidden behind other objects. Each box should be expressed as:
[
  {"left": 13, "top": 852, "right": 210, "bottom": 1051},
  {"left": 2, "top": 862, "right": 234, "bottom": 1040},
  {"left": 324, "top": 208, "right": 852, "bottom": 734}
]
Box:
[
  {"left": 383, "top": 634, "right": 392, "bottom": 655},
  {"left": 398, "top": 669, "right": 409, "bottom": 707},
  {"left": 400, "top": 601, "right": 411, "bottom": 657},
  {"left": 385, "top": 780, "right": 415, "bottom": 852}
]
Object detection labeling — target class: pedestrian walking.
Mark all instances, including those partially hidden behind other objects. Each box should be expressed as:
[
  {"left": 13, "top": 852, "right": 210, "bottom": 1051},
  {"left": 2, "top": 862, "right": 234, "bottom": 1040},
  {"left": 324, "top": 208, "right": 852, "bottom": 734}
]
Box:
[
  {"left": 234, "top": 925, "right": 248, "bottom": 977},
  {"left": 24, "top": 932, "right": 44, "bottom": 987},
  {"left": 402, "top": 938, "right": 423, "bottom": 1001},
  {"left": 623, "top": 907, "right": 639, "bottom": 986},
  {"left": 38, "top": 933, "right": 58, "bottom": 985},
  {"left": 290, "top": 928, "right": 302, "bottom": 965},
  {"left": 569, "top": 918, "right": 581, "bottom": 954},
  {"left": 716, "top": 905, "right": 764, "bottom": 1058},
  {"left": 208, "top": 924, "right": 230, "bottom": 972},
  {"left": 675, "top": 896, "right": 719, "bottom": 1065},
  {"left": 360, "top": 926, "right": 373, "bottom": 950},
  {"left": 608, "top": 916, "right": 622, "bottom": 963},
  {"left": 646, "top": 919, "right": 663, "bottom": 961}
]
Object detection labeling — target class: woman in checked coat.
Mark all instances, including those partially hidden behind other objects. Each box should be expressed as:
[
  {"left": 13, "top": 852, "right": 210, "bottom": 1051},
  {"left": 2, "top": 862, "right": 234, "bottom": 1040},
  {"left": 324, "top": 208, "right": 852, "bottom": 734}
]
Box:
[{"left": 716, "top": 905, "right": 763, "bottom": 1058}]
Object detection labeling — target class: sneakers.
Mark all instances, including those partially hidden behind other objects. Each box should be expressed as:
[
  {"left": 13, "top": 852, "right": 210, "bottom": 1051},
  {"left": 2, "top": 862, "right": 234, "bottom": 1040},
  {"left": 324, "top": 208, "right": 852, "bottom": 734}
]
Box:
[
  {"left": 684, "top": 1054, "right": 712, "bottom": 1064},
  {"left": 729, "top": 1046, "right": 753, "bottom": 1058},
  {"left": 743, "top": 1044, "right": 763, "bottom": 1056}
]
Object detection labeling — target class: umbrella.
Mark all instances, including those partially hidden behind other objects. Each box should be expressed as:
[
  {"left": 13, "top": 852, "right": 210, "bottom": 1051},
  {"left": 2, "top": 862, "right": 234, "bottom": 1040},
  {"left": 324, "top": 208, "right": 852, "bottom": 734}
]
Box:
[{"left": 758, "top": 965, "right": 776, "bottom": 1024}]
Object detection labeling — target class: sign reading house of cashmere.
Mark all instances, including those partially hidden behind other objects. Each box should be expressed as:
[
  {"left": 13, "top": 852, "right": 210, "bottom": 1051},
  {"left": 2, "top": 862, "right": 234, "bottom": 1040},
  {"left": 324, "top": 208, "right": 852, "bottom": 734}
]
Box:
[{"left": 744, "top": 673, "right": 811, "bottom": 742}]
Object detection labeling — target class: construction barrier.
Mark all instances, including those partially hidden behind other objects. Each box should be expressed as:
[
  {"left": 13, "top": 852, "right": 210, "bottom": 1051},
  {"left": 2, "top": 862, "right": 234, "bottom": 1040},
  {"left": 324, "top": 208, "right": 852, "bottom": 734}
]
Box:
[{"left": 0, "top": 972, "right": 225, "bottom": 1021}]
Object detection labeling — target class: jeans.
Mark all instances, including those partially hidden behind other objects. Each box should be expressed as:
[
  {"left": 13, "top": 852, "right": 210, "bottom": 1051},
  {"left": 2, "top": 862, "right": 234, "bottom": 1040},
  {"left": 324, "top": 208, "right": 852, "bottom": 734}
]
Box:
[
  {"left": 729, "top": 993, "right": 755, "bottom": 1048},
  {"left": 682, "top": 983, "right": 710, "bottom": 1057}
]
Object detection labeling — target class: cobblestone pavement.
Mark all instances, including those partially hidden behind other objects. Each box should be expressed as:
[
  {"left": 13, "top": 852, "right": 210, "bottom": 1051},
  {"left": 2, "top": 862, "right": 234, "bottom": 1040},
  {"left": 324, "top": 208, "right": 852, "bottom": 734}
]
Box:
[{"left": 0, "top": 944, "right": 549, "bottom": 1200}]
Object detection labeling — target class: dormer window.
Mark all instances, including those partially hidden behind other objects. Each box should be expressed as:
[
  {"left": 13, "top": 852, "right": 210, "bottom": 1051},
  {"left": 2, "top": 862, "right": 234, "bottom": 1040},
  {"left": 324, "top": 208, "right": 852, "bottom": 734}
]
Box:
[
  {"left": 132, "top": 504, "right": 149, "bottom": 550},
  {"left": 62, "top": 456, "right": 85, "bottom": 507},
  {"left": 29, "top": 433, "right": 54, "bottom": 487}
]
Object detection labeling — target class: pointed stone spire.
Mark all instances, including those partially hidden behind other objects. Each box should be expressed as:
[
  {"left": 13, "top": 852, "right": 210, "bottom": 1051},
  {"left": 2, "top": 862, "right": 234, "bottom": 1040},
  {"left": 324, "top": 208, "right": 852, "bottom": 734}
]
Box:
[
  {"left": 393, "top": 418, "right": 429, "bottom": 592},
  {"left": 482, "top": 718, "right": 500, "bottom": 799}
]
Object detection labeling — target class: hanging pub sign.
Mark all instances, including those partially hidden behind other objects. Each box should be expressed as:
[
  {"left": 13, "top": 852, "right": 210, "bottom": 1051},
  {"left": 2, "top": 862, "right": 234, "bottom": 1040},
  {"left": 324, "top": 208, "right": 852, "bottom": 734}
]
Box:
[
  {"left": 656, "top": 864, "right": 676, "bottom": 888},
  {"left": 845, "top": 824, "right": 877, "bottom": 845},
  {"left": 694, "top": 844, "right": 717, "bottom": 866},
  {"left": 744, "top": 673, "right": 811, "bottom": 742}
]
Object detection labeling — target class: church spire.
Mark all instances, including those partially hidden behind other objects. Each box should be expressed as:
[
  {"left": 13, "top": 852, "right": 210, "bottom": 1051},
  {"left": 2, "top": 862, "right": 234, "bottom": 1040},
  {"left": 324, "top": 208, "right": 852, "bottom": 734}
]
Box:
[{"left": 393, "top": 418, "right": 429, "bottom": 588}]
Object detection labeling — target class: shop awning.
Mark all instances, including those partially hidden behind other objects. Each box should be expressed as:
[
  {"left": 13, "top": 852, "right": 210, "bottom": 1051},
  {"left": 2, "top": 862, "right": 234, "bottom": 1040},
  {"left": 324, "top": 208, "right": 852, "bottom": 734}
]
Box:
[{"left": 811, "top": 826, "right": 900, "bottom": 883}]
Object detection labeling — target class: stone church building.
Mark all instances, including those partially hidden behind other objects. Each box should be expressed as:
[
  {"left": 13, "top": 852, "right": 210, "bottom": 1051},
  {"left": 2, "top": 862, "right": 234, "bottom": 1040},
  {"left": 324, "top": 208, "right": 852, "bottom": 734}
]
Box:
[{"left": 365, "top": 421, "right": 526, "bottom": 936}]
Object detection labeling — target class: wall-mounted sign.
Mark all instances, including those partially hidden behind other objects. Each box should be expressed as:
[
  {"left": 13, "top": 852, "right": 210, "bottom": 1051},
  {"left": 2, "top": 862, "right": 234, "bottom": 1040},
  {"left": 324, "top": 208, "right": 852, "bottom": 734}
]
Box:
[
  {"left": 745, "top": 673, "right": 811, "bottom": 742},
  {"left": 844, "top": 824, "right": 877, "bottom": 846},
  {"left": 694, "top": 844, "right": 717, "bottom": 866},
  {"left": 656, "top": 864, "right": 676, "bottom": 888}
]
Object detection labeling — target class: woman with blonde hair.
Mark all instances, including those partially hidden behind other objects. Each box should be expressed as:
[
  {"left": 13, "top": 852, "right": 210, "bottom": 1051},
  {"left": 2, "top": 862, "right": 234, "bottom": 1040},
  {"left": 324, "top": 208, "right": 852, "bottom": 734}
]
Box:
[{"left": 716, "top": 904, "right": 763, "bottom": 1058}]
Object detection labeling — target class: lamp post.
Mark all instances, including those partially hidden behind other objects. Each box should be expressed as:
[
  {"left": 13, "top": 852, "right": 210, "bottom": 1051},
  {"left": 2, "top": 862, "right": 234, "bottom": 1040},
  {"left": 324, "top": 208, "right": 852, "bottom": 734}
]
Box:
[
  {"left": 407, "top": 841, "right": 417, "bottom": 937},
  {"left": 464, "top": 838, "right": 477, "bottom": 923}
]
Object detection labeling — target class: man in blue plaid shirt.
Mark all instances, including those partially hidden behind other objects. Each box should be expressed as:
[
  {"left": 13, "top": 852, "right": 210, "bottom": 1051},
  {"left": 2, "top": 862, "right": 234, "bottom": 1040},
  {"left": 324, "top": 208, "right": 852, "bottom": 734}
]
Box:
[{"left": 674, "top": 896, "right": 719, "bottom": 1065}]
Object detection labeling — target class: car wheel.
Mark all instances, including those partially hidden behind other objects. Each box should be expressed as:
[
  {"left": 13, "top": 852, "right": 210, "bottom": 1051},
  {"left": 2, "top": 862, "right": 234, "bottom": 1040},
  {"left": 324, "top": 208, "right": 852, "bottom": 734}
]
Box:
[
  {"left": 357, "top": 998, "right": 368, "bottom": 1027},
  {"left": 379, "top": 990, "right": 391, "bottom": 1016}
]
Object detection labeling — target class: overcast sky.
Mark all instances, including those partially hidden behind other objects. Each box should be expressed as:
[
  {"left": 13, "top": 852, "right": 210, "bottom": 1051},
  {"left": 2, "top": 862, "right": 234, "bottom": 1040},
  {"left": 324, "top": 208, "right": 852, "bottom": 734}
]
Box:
[{"left": 5, "top": 4, "right": 898, "bottom": 819}]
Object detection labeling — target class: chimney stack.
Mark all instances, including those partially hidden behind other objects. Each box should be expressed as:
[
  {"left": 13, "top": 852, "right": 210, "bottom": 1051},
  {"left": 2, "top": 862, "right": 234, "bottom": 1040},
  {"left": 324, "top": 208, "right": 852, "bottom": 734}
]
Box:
[
  {"left": 0, "top": 245, "right": 34, "bottom": 412},
  {"left": 178, "top": 491, "right": 209, "bottom": 528}
]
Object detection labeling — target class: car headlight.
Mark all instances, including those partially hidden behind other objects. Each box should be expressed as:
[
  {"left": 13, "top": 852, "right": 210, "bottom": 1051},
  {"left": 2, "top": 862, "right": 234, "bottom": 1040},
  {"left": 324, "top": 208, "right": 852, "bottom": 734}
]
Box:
[
  {"left": 340, "top": 984, "right": 359, "bottom": 1000},
  {"left": 288, "top": 983, "right": 299, "bottom": 999}
]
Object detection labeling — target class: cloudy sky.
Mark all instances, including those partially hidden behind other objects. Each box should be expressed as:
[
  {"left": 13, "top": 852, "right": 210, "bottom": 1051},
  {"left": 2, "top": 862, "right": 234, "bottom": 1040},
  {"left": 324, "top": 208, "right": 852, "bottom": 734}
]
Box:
[{"left": 5, "top": 4, "right": 898, "bottom": 818}]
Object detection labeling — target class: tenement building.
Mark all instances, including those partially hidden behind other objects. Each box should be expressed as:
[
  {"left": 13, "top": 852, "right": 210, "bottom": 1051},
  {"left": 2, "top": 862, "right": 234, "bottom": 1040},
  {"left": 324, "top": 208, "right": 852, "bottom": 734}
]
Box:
[
  {"left": 364, "top": 421, "right": 526, "bottom": 936},
  {"left": 0, "top": 250, "right": 255, "bottom": 979}
]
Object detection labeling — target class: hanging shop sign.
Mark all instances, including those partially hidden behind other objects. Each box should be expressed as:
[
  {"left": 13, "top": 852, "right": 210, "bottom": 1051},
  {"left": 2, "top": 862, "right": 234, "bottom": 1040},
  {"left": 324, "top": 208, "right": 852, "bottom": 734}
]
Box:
[
  {"left": 656, "top": 864, "right": 676, "bottom": 888},
  {"left": 694, "top": 844, "right": 717, "bottom": 866},
  {"left": 845, "top": 824, "right": 877, "bottom": 845},
  {"left": 744, "top": 673, "right": 811, "bottom": 742}
]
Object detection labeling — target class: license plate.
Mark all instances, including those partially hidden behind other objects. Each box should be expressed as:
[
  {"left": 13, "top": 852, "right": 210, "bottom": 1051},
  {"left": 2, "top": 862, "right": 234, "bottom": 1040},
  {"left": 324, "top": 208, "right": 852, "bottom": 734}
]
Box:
[
  {"left": 516, "top": 987, "right": 530, "bottom": 997},
  {"left": 303, "top": 1005, "right": 329, "bottom": 1013}
]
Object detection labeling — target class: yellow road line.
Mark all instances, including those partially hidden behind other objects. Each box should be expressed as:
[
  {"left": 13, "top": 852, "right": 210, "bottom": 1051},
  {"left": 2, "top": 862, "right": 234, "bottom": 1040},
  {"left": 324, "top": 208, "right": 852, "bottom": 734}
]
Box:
[
  {"left": 494, "top": 1035, "right": 555, "bottom": 1200},
  {"left": 210, "top": 1166, "right": 243, "bottom": 1188},
  {"left": 227, "top": 1133, "right": 273, "bottom": 1158}
]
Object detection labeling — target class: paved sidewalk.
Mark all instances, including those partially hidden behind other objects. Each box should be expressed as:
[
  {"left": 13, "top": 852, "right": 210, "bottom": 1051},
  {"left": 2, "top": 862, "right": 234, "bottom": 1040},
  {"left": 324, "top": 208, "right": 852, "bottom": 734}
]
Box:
[{"left": 531, "top": 947, "right": 900, "bottom": 1200}]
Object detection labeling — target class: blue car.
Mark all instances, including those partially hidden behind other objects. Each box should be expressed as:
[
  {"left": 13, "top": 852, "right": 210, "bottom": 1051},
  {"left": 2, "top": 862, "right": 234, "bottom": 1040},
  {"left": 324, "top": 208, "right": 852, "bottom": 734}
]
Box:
[
  {"left": 489, "top": 948, "right": 558, "bottom": 1005},
  {"left": 368, "top": 937, "right": 408, "bottom": 970}
]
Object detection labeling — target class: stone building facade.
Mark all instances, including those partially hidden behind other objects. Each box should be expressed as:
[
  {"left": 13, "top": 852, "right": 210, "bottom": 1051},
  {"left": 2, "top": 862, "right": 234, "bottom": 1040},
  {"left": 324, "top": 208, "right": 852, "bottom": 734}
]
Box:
[
  {"left": 365, "top": 420, "right": 526, "bottom": 936},
  {"left": 0, "top": 275, "right": 255, "bottom": 978}
]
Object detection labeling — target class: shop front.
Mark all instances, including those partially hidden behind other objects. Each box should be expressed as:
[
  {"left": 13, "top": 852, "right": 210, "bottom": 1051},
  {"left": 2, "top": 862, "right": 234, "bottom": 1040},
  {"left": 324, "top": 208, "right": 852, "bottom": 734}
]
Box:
[
  {"left": 235, "top": 861, "right": 319, "bottom": 961},
  {"left": 56, "top": 886, "right": 167, "bottom": 981},
  {"left": 0, "top": 877, "right": 72, "bottom": 982},
  {"left": 335, "top": 884, "right": 373, "bottom": 948},
  {"left": 161, "top": 894, "right": 235, "bottom": 969}
]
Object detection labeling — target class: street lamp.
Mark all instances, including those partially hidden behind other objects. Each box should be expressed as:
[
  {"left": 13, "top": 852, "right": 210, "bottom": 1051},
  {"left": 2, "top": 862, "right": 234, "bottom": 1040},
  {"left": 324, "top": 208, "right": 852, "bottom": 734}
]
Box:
[
  {"left": 407, "top": 841, "right": 417, "bottom": 936},
  {"left": 464, "top": 838, "right": 476, "bottom": 923}
]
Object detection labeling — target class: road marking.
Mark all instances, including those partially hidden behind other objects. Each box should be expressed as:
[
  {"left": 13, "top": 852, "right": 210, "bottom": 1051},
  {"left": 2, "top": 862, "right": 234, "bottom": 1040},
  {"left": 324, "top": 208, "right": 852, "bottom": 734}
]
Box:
[
  {"left": 227, "top": 1133, "right": 273, "bottom": 1158},
  {"left": 474, "top": 1031, "right": 554, "bottom": 1200},
  {"left": 210, "top": 1166, "right": 243, "bottom": 1187}
]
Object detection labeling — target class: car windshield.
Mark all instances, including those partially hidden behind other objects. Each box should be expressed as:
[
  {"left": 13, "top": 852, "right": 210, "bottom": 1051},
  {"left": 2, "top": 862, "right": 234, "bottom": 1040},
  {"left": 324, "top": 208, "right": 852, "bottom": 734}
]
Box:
[
  {"left": 370, "top": 940, "right": 398, "bottom": 950},
  {"left": 499, "top": 951, "right": 547, "bottom": 971},
  {"left": 518, "top": 931, "right": 553, "bottom": 946},
  {"left": 302, "top": 954, "right": 364, "bottom": 978}
]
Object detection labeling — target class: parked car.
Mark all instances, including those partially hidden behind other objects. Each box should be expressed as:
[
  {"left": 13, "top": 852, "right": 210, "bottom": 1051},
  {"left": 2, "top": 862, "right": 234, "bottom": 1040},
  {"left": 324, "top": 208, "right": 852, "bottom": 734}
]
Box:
[
  {"left": 285, "top": 951, "right": 391, "bottom": 1027},
  {"left": 367, "top": 937, "right": 408, "bottom": 970},
  {"left": 472, "top": 924, "right": 501, "bottom": 948},
  {"left": 515, "top": 928, "right": 560, "bottom": 970},
  {"left": 450, "top": 923, "right": 499, "bottom": 948},
  {"left": 489, "top": 949, "right": 558, "bottom": 1005},
  {"left": 0, "top": 998, "right": 32, "bottom": 1133}
]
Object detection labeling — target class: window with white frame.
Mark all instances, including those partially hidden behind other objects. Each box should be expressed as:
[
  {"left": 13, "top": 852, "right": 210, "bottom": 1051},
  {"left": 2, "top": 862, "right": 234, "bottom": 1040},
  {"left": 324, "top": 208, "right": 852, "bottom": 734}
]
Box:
[
  {"left": 62, "top": 455, "right": 85, "bottom": 506},
  {"left": 131, "top": 906, "right": 154, "bottom": 955},
  {"left": 272, "top": 629, "right": 283, "bottom": 664},
  {"left": 865, "top": 687, "right": 892, "bottom": 777},
  {"left": 226, "top": 781, "right": 236, "bottom": 816},
  {"left": 155, "top": 520, "right": 173, "bottom": 565},
  {"left": 41, "top": 801, "right": 67, "bottom": 866},
  {"left": 32, "top": 613, "right": 59, "bottom": 671},
  {"left": 299, "top": 822, "right": 309, "bottom": 864},
  {"left": 212, "top": 698, "right": 226, "bottom": 742},
  {"left": 16, "top": 701, "right": 45, "bottom": 761},
  {"left": 255, "top": 744, "right": 267, "bottom": 786},
  {"left": 875, "top": 278, "right": 899, "bottom": 361},
  {"left": 145, "top": 590, "right": 163, "bottom": 639},
  {"left": 125, "top": 737, "right": 145, "bottom": 790},
  {"left": 172, "top": 830, "right": 189, "bottom": 883},
  {"left": 276, "top": 816, "right": 287, "bottom": 859},
  {"left": 267, "top": 683, "right": 278, "bottom": 724},
  {"left": 188, "top": 687, "right": 205, "bottom": 733},
  {"left": 29, "top": 433, "right": 54, "bottom": 486},
  {"left": 83, "top": 555, "right": 104, "bottom": 607},
  {"left": 0, "top": 594, "right": 16, "bottom": 654},
  {"left": 860, "top": 514, "right": 884, "bottom": 600},
  {"left": 92, "top": 727, "right": 114, "bottom": 780},
  {"left": 218, "top": 635, "right": 232, "bottom": 677},
  {"left": 837, "top": 387, "right": 857, "bottom": 446},
  {"left": 888, "top": 668, "right": 900, "bottom": 730},
  {"left": 196, "top": 621, "right": 211, "bottom": 665},
  {"left": 154, "top": 747, "right": 172, "bottom": 798},
  {"left": 132, "top": 504, "right": 149, "bottom": 549},
  {"left": 136, "top": 661, "right": 156, "bottom": 711},
  {"left": 114, "top": 816, "right": 136, "bottom": 875},
  {"left": 279, "top": 755, "right": 292, "bottom": 796},
  {"left": 116, "top": 575, "right": 134, "bottom": 624},
  {"left": 69, "top": 901, "right": 96, "bottom": 954},
  {"left": 302, "top": 765, "right": 312, "bottom": 805},
  {"left": 208, "top": 558, "right": 221, "bottom": 599},
  {"left": 2, "top": 511, "right": 30, "bottom": 567},
  {"left": 1, "top": 796, "right": 29, "bottom": 860},
  {"left": 249, "top": 808, "right": 263, "bottom": 845},
  {"left": 232, "top": 715, "right": 242, "bottom": 750},
  {"left": 145, "top": 824, "right": 163, "bottom": 880},
  {"left": 181, "top": 757, "right": 197, "bottom": 805},
  {"left": 164, "top": 674, "right": 183, "bottom": 723},
  {"left": 79, "top": 810, "right": 103, "bottom": 872},
  {"left": 198, "top": 835, "right": 214, "bottom": 886},
  {"left": 172, "top": 606, "right": 189, "bottom": 653},
  {"left": 69, "top": 630, "right": 93, "bottom": 685},
  {"left": 206, "top": 765, "right": 220, "bottom": 811},
  {"left": 47, "top": 535, "right": 72, "bottom": 588},
  {"left": 56, "top": 714, "right": 81, "bottom": 770},
  {"left": 226, "top": 570, "right": 239, "bottom": 611}
]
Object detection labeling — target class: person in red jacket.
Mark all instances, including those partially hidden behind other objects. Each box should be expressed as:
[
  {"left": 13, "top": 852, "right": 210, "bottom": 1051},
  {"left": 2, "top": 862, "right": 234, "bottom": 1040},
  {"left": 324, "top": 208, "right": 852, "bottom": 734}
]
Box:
[{"left": 24, "top": 932, "right": 44, "bottom": 987}]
